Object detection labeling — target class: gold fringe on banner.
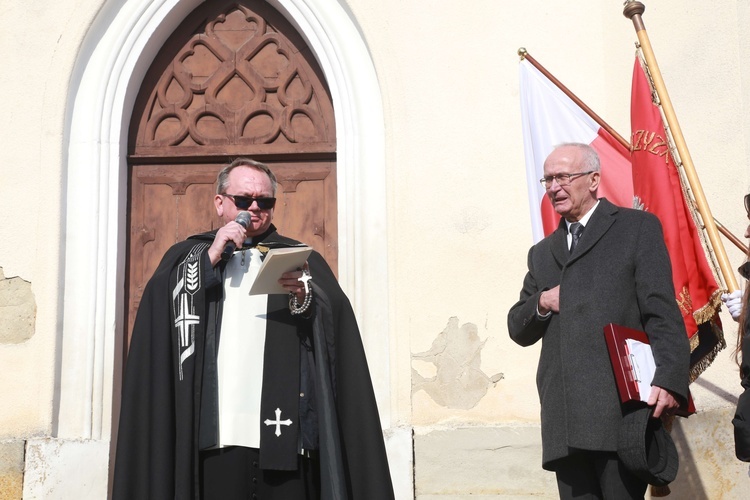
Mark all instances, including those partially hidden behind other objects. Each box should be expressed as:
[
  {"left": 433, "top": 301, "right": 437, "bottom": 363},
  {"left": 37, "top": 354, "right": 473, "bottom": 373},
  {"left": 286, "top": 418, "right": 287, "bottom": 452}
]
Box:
[{"left": 689, "top": 319, "right": 727, "bottom": 384}]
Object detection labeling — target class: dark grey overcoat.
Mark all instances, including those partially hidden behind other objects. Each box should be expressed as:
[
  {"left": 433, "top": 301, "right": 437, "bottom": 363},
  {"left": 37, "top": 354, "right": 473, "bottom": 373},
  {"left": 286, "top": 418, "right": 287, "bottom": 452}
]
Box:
[{"left": 507, "top": 198, "right": 690, "bottom": 469}]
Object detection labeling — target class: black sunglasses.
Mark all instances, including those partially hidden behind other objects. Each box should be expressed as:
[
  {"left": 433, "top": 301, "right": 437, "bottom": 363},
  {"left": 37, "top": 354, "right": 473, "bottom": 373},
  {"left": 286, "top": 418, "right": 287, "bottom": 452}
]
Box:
[
  {"left": 222, "top": 193, "right": 276, "bottom": 210},
  {"left": 745, "top": 194, "right": 750, "bottom": 217}
]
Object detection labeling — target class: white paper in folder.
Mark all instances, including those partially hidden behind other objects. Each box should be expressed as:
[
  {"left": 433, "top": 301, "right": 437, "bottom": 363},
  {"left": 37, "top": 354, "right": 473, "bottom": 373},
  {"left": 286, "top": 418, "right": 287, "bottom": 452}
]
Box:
[{"left": 625, "top": 338, "right": 656, "bottom": 402}]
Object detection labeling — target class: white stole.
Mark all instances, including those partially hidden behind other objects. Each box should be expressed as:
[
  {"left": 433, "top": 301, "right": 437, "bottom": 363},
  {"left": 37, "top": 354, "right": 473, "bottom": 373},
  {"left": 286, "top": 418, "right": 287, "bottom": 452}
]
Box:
[{"left": 216, "top": 248, "right": 268, "bottom": 449}]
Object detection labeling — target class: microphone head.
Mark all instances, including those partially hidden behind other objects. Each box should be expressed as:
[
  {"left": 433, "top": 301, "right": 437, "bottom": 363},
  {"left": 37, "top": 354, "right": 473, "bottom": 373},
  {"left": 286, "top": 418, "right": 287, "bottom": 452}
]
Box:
[{"left": 235, "top": 211, "right": 252, "bottom": 228}]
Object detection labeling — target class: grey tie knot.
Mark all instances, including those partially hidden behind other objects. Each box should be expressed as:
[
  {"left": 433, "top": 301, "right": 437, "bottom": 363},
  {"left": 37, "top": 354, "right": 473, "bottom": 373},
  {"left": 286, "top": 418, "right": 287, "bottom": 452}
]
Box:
[{"left": 569, "top": 222, "right": 584, "bottom": 253}]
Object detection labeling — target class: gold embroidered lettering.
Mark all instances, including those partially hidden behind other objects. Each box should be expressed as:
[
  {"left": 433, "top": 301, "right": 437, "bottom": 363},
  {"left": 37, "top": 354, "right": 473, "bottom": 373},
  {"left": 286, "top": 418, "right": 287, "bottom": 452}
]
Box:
[{"left": 675, "top": 286, "right": 692, "bottom": 316}]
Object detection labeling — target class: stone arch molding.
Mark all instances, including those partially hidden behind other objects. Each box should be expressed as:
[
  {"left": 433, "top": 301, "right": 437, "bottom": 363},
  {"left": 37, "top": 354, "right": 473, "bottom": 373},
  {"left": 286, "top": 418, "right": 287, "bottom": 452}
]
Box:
[{"left": 59, "top": 0, "right": 389, "bottom": 443}]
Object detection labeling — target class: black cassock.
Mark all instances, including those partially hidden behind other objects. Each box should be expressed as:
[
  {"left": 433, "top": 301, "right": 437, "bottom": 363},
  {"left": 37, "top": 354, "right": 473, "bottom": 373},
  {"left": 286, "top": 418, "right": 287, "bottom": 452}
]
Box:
[{"left": 113, "top": 225, "right": 394, "bottom": 500}]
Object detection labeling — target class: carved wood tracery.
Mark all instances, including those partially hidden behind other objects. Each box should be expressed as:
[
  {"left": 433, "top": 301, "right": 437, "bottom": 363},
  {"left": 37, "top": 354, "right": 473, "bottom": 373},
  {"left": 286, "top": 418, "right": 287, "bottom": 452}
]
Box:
[{"left": 134, "top": 3, "right": 335, "bottom": 158}]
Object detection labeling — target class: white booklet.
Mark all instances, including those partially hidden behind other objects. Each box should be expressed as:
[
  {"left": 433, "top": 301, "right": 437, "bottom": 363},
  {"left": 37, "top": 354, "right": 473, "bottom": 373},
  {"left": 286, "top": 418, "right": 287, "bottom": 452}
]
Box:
[{"left": 248, "top": 246, "right": 313, "bottom": 295}]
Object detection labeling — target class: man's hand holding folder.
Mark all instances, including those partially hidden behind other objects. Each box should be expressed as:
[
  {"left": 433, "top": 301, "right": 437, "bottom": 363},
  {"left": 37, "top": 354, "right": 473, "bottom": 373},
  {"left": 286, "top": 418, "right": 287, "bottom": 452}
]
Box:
[{"left": 604, "top": 323, "right": 695, "bottom": 417}]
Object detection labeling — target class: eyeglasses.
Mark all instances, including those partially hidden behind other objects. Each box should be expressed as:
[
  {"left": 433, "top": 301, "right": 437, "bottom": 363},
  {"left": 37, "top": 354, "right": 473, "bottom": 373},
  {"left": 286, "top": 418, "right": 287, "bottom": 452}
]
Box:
[
  {"left": 222, "top": 194, "right": 276, "bottom": 210},
  {"left": 745, "top": 194, "right": 750, "bottom": 217},
  {"left": 539, "top": 170, "right": 595, "bottom": 188}
]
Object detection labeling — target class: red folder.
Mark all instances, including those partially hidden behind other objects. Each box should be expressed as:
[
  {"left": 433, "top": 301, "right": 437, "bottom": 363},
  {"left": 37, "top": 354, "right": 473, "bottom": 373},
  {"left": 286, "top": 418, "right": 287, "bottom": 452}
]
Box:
[{"left": 603, "top": 323, "right": 695, "bottom": 416}]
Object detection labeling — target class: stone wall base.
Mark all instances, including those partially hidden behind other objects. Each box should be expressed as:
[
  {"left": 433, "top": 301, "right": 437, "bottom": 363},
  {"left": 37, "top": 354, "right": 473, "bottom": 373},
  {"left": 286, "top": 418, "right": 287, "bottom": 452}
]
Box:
[
  {"left": 18, "top": 409, "right": 745, "bottom": 499},
  {"left": 414, "top": 407, "right": 750, "bottom": 499},
  {"left": 0, "top": 440, "right": 24, "bottom": 500},
  {"left": 23, "top": 439, "right": 109, "bottom": 499}
]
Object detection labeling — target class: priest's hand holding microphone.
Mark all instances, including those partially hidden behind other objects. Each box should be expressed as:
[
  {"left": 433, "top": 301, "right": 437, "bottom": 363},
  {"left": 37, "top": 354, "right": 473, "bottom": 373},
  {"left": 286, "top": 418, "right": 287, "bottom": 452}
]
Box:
[
  {"left": 207, "top": 211, "right": 252, "bottom": 266},
  {"left": 207, "top": 210, "right": 310, "bottom": 304}
]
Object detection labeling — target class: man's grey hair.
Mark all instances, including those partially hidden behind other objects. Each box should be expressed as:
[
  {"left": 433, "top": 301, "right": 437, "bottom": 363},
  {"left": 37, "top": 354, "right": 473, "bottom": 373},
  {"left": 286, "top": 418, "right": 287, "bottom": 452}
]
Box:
[
  {"left": 556, "top": 142, "right": 601, "bottom": 172},
  {"left": 216, "top": 158, "right": 278, "bottom": 196}
]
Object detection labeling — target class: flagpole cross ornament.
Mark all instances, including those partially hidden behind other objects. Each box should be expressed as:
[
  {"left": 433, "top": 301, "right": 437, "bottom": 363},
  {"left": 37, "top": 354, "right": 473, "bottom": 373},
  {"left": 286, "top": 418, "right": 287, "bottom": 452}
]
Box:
[{"left": 623, "top": 0, "right": 739, "bottom": 293}]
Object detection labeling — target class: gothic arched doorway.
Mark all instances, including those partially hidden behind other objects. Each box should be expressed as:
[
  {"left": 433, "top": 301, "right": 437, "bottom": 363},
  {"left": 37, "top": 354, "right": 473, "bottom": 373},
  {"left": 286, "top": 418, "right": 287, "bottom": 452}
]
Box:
[{"left": 126, "top": 0, "right": 337, "bottom": 346}]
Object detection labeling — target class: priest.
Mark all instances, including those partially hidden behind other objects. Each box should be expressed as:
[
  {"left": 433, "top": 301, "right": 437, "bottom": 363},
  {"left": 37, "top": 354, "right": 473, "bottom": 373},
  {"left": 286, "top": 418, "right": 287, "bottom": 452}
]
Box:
[{"left": 113, "top": 158, "right": 394, "bottom": 500}]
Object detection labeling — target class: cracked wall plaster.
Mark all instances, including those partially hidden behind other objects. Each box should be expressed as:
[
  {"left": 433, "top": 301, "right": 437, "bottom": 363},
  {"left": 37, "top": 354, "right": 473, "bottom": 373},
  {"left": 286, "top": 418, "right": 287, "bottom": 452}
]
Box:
[
  {"left": 453, "top": 206, "right": 490, "bottom": 235},
  {"left": 0, "top": 267, "right": 36, "bottom": 344},
  {"left": 412, "top": 317, "right": 504, "bottom": 409}
]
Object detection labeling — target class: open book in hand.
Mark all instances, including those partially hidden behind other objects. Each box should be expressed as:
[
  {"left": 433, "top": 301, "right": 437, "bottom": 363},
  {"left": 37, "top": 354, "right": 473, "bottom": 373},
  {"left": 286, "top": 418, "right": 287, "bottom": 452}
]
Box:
[{"left": 248, "top": 246, "right": 313, "bottom": 295}]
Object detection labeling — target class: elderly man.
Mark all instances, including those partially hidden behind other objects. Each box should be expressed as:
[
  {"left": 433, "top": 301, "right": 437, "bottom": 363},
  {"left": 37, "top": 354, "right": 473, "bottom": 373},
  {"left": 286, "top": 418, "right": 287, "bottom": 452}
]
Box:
[
  {"left": 114, "top": 158, "right": 394, "bottom": 500},
  {"left": 508, "top": 143, "right": 689, "bottom": 498}
]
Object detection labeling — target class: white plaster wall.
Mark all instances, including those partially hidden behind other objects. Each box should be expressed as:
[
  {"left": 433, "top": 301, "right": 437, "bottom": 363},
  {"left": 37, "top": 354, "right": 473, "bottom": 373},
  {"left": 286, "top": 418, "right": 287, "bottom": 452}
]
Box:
[
  {"left": 0, "top": 0, "right": 105, "bottom": 438},
  {"left": 344, "top": 0, "right": 750, "bottom": 424},
  {"left": 348, "top": 0, "right": 750, "bottom": 494}
]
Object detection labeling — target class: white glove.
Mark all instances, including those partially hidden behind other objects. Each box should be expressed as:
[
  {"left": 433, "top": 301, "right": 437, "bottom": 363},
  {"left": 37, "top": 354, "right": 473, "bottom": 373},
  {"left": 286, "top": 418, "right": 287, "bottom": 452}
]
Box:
[{"left": 721, "top": 290, "right": 744, "bottom": 321}]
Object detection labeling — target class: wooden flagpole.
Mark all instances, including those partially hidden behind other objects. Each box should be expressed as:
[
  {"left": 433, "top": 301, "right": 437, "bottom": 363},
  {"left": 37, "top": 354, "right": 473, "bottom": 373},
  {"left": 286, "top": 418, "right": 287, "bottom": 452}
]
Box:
[
  {"left": 623, "top": 1, "right": 739, "bottom": 292},
  {"left": 518, "top": 46, "right": 748, "bottom": 257}
]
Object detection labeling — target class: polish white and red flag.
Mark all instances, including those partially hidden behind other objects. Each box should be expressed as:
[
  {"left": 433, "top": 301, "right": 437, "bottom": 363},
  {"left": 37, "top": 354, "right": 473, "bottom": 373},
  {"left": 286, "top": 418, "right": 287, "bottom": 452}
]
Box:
[{"left": 519, "top": 58, "right": 634, "bottom": 242}]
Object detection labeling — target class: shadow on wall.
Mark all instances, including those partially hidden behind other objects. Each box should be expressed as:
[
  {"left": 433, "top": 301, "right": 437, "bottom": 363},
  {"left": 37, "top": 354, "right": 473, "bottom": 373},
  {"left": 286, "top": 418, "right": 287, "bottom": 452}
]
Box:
[
  {"left": 664, "top": 404, "right": 750, "bottom": 499},
  {"left": 412, "top": 317, "right": 504, "bottom": 410},
  {"left": 666, "top": 415, "right": 712, "bottom": 499}
]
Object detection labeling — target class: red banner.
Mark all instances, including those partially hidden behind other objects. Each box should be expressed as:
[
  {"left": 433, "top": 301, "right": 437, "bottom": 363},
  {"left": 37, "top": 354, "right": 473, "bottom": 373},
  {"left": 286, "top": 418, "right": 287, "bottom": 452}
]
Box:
[{"left": 630, "top": 58, "right": 722, "bottom": 345}]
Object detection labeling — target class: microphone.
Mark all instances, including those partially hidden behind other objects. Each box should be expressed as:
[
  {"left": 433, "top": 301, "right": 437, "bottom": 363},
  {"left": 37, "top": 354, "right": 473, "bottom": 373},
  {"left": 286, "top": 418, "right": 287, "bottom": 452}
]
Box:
[{"left": 220, "top": 211, "right": 252, "bottom": 261}]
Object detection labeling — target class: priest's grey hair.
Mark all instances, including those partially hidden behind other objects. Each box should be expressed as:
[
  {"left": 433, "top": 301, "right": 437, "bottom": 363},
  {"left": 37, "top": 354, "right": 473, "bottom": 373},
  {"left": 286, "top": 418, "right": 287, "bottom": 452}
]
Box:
[{"left": 216, "top": 158, "right": 278, "bottom": 196}]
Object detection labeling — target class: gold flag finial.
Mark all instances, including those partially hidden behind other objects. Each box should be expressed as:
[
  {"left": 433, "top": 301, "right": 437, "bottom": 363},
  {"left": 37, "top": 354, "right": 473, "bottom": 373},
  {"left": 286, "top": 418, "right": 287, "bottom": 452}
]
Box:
[
  {"left": 623, "top": 1, "right": 646, "bottom": 31},
  {"left": 623, "top": 0, "right": 645, "bottom": 15}
]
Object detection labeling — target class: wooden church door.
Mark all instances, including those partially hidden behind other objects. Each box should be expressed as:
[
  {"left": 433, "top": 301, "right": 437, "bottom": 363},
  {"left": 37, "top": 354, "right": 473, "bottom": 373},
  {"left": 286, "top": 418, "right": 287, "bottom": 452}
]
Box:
[{"left": 126, "top": 1, "right": 337, "bottom": 347}]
